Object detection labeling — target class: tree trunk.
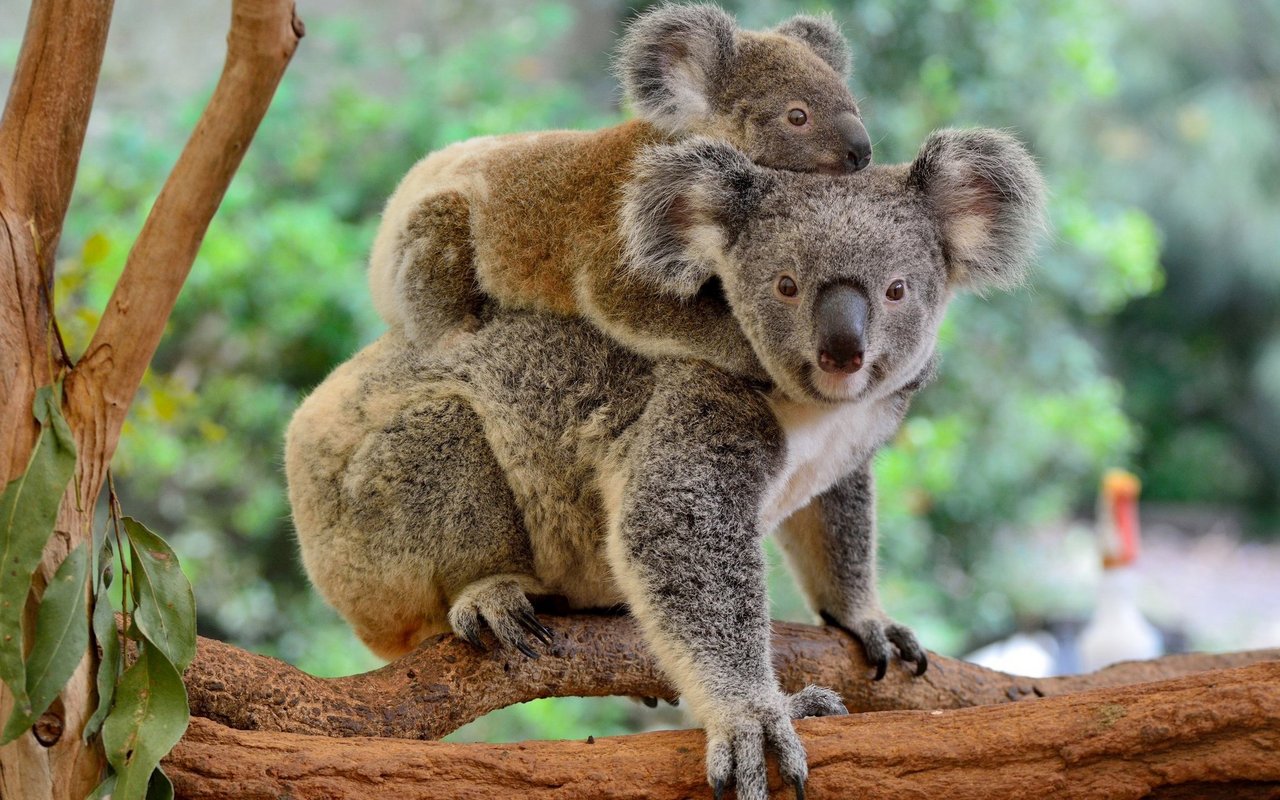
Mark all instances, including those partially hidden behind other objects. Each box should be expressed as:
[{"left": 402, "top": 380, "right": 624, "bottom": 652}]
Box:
[{"left": 0, "top": 1, "right": 301, "bottom": 797}]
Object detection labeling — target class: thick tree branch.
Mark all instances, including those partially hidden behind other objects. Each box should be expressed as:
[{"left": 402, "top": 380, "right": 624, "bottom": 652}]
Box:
[
  {"left": 166, "top": 661, "right": 1280, "bottom": 799},
  {"left": 184, "top": 614, "right": 1280, "bottom": 740},
  {"left": 0, "top": 0, "right": 114, "bottom": 481},
  {"left": 62, "top": 0, "right": 304, "bottom": 524}
]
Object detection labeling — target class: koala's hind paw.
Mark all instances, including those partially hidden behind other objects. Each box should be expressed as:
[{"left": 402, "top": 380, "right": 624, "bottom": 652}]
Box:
[
  {"left": 448, "top": 576, "right": 553, "bottom": 658},
  {"left": 786, "top": 685, "right": 848, "bottom": 720},
  {"left": 821, "top": 610, "right": 929, "bottom": 679},
  {"left": 704, "top": 691, "right": 817, "bottom": 800}
]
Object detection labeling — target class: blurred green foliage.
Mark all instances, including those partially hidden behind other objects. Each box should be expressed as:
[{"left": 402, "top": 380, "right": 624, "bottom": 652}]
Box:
[{"left": 7, "top": 0, "right": 1275, "bottom": 741}]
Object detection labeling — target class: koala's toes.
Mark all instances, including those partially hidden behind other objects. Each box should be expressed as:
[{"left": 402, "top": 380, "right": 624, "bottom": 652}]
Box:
[
  {"left": 786, "top": 685, "right": 848, "bottom": 720},
  {"left": 763, "top": 711, "right": 809, "bottom": 798},
  {"left": 886, "top": 623, "right": 929, "bottom": 676},
  {"left": 449, "top": 577, "right": 553, "bottom": 658}
]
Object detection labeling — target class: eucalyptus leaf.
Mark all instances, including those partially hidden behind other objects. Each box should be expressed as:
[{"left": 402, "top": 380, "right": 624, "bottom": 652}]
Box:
[
  {"left": 147, "top": 765, "right": 175, "bottom": 800},
  {"left": 0, "top": 384, "right": 77, "bottom": 735},
  {"left": 123, "top": 517, "right": 196, "bottom": 671},
  {"left": 102, "top": 643, "right": 189, "bottom": 800},
  {"left": 84, "top": 538, "right": 121, "bottom": 743},
  {"left": 86, "top": 772, "right": 116, "bottom": 800},
  {"left": 0, "top": 541, "right": 89, "bottom": 743}
]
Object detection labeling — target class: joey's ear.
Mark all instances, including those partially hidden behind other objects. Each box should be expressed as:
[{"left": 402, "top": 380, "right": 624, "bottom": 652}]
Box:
[
  {"left": 774, "top": 13, "right": 851, "bottom": 78},
  {"left": 908, "top": 128, "right": 1048, "bottom": 289},
  {"left": 616, "top": 3, "right": 737, "bottom": 134},
  {"left": 620, "top": 138, "right": 774, "bottom": 298}
]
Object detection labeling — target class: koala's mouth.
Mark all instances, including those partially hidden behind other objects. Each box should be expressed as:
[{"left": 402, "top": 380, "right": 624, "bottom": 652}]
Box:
[{"left": 801, "top": 355, "right": 893, "bottom": 404}]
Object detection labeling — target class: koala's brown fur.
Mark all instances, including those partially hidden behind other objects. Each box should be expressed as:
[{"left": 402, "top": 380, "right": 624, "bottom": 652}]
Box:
[{"left": 369, "top": 4, "right": 871, "bottom": 376}]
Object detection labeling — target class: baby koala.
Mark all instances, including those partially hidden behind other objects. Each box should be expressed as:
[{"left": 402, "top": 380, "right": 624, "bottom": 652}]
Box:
[
  {"left": 368, "top": 3, "right": 871, "bottom": 378},
  {"left": 288, "top": 129, "right": 1045, "bottom": 798}
]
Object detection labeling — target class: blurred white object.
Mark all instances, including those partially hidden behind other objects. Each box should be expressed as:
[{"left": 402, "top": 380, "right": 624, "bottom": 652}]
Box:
[
  {"left": 965, "top": 631, "right": 1060, "bottom": 678},
  {"left": 1078, "top": 469, "right": 1163, "bottom": 672}
]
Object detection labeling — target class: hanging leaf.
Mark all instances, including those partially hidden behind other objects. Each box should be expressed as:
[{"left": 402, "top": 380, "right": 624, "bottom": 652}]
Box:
[
  {"left": 102, "top": 642, "right": 189, "bottom": 800},
  {"left": 0, "top": 385, "right": 77, "bottom": 733},
  {"left": 0, "top": 541, "right": 89, "bottom": 743},
  {"left": 84, "top": 538, "right": 121, "bottom": 743},
  {"left": 147, "top": 765, "right": 175, "bottom": 800},
  {"left": 123, "top": 518, "right": 196, "bottom": 672}
]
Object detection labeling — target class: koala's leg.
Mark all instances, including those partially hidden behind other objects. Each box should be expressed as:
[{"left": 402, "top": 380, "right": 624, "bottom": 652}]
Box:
[
  {"left": 776, "top": 465, "right": 929, "bottom": 680},
  {"left": 605, "top": 364, "right": 845, "bottom": 800},
  {"left": 581, "top": 262, "right": 768, "bottom": 382},
  {"left": 386, "top": 191, "right": 485, "bottom": 348},
  {"left": 344, "top": 395, "right": 550, "bottom": 659}
]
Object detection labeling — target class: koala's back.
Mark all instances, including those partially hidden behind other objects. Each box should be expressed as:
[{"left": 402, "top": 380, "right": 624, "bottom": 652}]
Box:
[{"left": 370, "top": 120, "right": 668, "bottom": 326}]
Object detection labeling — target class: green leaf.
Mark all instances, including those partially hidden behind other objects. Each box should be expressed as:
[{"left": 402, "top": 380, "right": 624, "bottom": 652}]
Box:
[
  {"left": 102, "top": 643, "right": 189, "bottom": 800},
  {"left": 0, "top": 385, "right": 77, "bottom": 733},
  {"left": 0, "top": 542, "right": 89, "bottom": 743},
  {"left": 123, "top": 518, "right": 196, "bottom": 672},
  {"left": 86, "top": 772, "right": 116, "bottom": 800},
  {"left": 147, "top": 765, "right": 174, "bottom": 800},
  {"left": 84, "top": 538, "right": 121, "bottom": 743}
]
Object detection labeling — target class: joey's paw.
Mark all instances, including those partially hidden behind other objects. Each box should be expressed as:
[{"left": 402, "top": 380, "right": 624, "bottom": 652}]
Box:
[
  {"left": 822, "top": 610, "right": 928, "bottom": 680},
  {"left": 704, "top": 693, "right": 810, "bottom": 800},
  {"left": 448, "top": 578, "right": 554, "bottom": 659}
]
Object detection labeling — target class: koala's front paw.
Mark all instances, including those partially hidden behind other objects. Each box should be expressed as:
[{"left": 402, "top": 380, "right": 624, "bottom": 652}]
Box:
[
  {"left": 821, "top": 610, "right": 928, "bottom": 680},
  {"left": 704, "top": 686, "right": 846, "bottom": 800}
]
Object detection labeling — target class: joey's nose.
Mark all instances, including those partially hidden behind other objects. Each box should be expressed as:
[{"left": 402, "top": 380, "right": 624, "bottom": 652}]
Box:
[
  {"left": 815, "top": 283, "right": 868, "bottom": 374},
  {"left": 837, "top": 113, "right": 872, "bottom": 172}
]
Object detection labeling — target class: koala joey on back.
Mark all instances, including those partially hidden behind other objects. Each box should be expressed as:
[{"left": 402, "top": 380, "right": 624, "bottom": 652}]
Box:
[
  {"left": 367, "top": 3, "right": 870, "bottom": 378},
  {"left": 287, "top": 129, "right": 1045, "bottom": 798}
]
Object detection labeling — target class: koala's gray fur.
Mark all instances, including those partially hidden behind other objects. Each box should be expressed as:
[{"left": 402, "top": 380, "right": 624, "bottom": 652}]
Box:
[
  {"left": 287, "top": 129, "right": 1045, "bottom": 799},
  {"left": 367, "top": 4, "right": 870, "bottom": 381}
]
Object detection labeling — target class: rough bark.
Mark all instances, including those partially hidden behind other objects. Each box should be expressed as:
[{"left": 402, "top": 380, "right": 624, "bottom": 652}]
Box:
[
  {"left": 184, "top": 613, "right": 1280, "bottom": 740},
  {"left": 0, "top": 1, "right": 301, "bottom": 798},
  {"left": 164, "top": 661, "right": 1280, "bottom": 800}
]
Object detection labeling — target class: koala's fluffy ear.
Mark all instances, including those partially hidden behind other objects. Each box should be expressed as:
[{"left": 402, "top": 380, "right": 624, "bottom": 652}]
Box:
[
  {"left": 908, "top": 128, "right": 1048, "bottom": 289},
  {"left": 616, "top": 4, "right": 737, "bottom": 134},
  {"left": 774, "top": 13, "right": 851, "bottom": 78},
  {"left": 621, "top": 138, "right": 774, "bottom": 298}
]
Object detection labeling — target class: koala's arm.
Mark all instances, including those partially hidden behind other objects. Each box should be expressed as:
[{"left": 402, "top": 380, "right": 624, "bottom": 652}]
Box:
[
  {"left": 777, "top": 465, "right": 928, "bottom": 679},
  {"left": 606, "top": 363, "right": 844, "bottom": 798},
  {"left": 580, "top": 257, "right": 768, "bottom": 381}
]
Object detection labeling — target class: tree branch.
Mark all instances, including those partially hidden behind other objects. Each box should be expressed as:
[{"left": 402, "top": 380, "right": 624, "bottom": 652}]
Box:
[
  {"left": 166, "top": 661, "right": 1280, "bottom": 799},
  {"left": 0, "top": 0, "right": 115, "bottom": 481},
  {"left": 184, "top": 614, "right": 1280, "bottom": 740},
  {"left": 62, "top": 0, "right": 304, "bottom": 520}
]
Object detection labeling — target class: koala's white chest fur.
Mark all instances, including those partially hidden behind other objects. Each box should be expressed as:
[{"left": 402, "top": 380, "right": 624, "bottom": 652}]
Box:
[{"left": 759, "top": 394, "right": 902, "bottom": 532}]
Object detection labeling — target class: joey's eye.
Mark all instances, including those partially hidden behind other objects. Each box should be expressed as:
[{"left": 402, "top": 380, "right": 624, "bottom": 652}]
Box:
[
  {"left": 776, "top": 274, "right": 799, "bottom": 298},
  {"left": 787, "top": 108, "right": 808, "bottom": 126},
  {"left": 886, "top": 280, "right": 906, "bottom": 301}
]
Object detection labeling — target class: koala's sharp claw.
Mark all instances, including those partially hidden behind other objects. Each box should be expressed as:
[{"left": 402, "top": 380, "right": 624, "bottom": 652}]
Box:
[
  {"left": 915, "top": 652, "right": 929, "bottom": 676},
  {"left": 794, "top": 778, "right": 806, "bottom": 800},
  {"left": 462, "top": 630, "right": 485, "bottom": 650},
  {"left": 517, "top": 609, "right": 554, "bottom": 644},
  {"left": 712, "top": 778, "right": 727, "bottom": 800},
  {"left": 874, "top": 655, "right": 888, "bottom": 681},
  {"left": 514, "top": 640, "right": 540, "bottom": 659}
]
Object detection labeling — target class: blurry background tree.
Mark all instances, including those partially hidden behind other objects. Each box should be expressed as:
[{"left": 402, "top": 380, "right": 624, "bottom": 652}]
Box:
[{"left": 3, "top": 0, "right": 1276, "bottom": 743}]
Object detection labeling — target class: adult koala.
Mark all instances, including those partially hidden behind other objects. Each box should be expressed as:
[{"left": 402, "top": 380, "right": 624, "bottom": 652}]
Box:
[{"left": 286, "top": 129, "right": 1045, "bottom": 798}]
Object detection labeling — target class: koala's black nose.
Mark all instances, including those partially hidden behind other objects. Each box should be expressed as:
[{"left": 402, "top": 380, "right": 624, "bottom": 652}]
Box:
[
  {"left": 815, "top": 283, "right": 868, "bottom": 374},
  {"left": 837, "top": 113, "right": 872, "bottom": 173}
]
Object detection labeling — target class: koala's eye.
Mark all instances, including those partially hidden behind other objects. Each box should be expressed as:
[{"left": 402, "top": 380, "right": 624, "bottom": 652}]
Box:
[
  {"left": 776, "top": 274, "right": 799, "bottom": 299},
  {"left": 886, "top": 280, "right": 907, "bottom": 302},
  {"left": 787, "top": 108, "right": 808, "bottom": 126}
]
